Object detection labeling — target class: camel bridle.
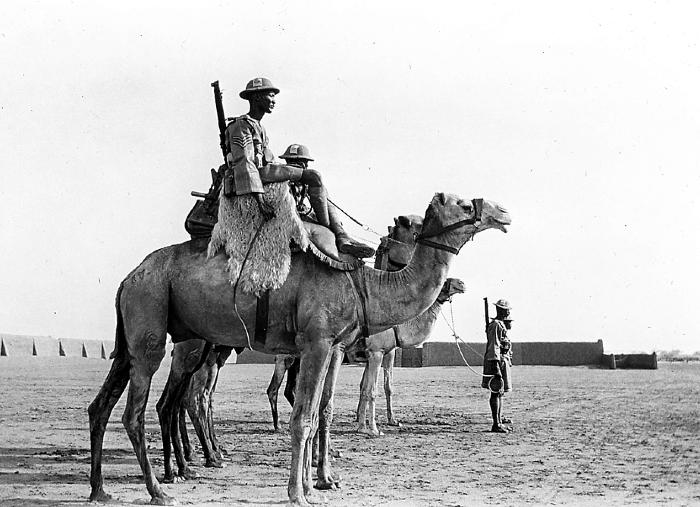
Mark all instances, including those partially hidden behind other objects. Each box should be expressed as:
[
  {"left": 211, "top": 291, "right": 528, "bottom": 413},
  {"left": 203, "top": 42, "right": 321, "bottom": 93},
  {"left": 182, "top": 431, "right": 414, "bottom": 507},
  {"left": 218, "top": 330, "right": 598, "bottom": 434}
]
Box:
[{"left": 415, "top": 198, "right": 483, "bottom": 255}]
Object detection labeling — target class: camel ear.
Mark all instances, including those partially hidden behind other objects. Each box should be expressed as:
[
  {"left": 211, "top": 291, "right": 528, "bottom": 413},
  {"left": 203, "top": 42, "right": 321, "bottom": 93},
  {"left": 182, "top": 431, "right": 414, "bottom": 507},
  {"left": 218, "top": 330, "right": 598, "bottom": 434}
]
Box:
[
  {"left": 387, "top": 225, "right": 394, "bottom": 235},
  {"left": 437, "top": 192, "right": 446, "bottom": 205},
  {"left": 397, "top": 215, "right": 412, "bottom": 228}
]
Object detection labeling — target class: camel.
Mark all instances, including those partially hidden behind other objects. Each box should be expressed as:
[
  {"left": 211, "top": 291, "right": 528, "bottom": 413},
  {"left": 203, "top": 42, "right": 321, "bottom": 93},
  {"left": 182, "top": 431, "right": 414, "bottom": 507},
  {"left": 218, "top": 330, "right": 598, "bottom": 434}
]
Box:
[
  {"left": 353, "top": 276, "right": 465, "bottom": 436},
  {"left": 159, "top": 213, "right": 425, "bottom": 479},
  {"left": 268, "top": 213, "right": 464, "bottom": 436},
  {"left": 87, "top": 192, "right": 510, "bottom": 506}
]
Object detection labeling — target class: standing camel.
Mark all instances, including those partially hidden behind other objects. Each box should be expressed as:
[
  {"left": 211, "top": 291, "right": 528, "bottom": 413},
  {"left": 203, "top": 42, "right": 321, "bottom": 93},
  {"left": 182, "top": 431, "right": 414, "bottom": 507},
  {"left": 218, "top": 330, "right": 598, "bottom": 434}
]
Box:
[
  {"left": 354, "top": 276, "right": 466, "bottom": 435},
  {"left": 161, "top": 213, "right": 424, "bottom": 475},
  {"left": 87, "top": 192, "right": 510, "bottom": 506}
]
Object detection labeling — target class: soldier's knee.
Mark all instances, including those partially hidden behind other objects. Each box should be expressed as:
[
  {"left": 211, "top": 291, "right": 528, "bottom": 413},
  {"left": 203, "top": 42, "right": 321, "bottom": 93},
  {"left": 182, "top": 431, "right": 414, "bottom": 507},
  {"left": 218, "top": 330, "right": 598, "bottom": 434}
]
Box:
[{"left": 302, "top": 168, "right": 323, "bottom": 187}]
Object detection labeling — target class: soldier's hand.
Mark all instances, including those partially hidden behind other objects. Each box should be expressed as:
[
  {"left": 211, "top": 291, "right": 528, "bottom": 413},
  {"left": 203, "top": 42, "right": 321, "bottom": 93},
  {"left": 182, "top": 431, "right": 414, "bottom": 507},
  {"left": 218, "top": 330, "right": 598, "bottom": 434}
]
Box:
[{"left": 255, "top": 195, "right": 276, "bottom": 221}]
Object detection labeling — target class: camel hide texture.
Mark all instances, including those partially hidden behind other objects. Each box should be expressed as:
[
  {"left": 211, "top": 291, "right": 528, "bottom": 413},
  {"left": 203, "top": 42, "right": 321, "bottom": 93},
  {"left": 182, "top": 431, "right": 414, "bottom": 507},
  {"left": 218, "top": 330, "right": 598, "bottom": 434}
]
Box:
[{"left": 208, "top": 182, "right": 309, "bottom": 296}]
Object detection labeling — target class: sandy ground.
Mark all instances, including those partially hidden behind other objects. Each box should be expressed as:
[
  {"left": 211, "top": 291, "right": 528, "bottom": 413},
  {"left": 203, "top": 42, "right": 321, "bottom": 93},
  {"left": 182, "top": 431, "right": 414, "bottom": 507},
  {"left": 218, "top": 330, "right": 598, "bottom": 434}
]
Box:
[{"left": 0, "top": 357, "right": 699, "bottom": 506}]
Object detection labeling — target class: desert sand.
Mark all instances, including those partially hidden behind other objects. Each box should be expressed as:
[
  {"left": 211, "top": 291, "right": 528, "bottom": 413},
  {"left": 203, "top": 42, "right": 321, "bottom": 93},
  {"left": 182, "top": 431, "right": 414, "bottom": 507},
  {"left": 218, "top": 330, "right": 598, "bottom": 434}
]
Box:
[{"left": 0, "top": 356, "right": 698, "bottom": 506}]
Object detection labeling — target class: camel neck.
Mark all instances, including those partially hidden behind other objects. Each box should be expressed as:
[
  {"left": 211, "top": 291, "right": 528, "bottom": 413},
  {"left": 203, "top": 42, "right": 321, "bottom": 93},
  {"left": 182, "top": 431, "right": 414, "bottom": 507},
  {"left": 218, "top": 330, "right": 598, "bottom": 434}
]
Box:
[
  {"left": 394, "top": 297, "right": 444, "bottom": 348},
  {"left": 362, "top": 242, "right": 452, "bottom": 333}
]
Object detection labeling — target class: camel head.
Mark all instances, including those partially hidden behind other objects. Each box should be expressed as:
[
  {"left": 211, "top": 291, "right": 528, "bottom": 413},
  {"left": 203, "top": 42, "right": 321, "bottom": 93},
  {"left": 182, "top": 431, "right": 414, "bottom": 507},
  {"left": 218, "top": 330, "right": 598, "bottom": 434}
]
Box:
[
  {"left": 390, "top": 214, "right": 423, "bottom": 244},
  {"left": 437, "top": 277, "right": 466, "bottom": 303},
  {"left": 417, "top": 193, "right": 511, "bottom": 253},
  {"left": 381, "top": 214, "right": 423, "bottom": 268}
]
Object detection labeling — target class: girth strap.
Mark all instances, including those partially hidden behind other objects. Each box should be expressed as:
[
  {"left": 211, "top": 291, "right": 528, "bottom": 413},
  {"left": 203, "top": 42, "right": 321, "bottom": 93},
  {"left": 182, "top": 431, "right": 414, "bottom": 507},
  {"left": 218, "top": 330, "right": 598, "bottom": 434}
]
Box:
[
  {"left": 392, "top": 326, "right": 402, "bottom": 348},
  {"left": 255, "top": 290, "right": 270, "bottom": 345},
  {"left": 345, "top": 271, "right": 370, "bottom": 338}
]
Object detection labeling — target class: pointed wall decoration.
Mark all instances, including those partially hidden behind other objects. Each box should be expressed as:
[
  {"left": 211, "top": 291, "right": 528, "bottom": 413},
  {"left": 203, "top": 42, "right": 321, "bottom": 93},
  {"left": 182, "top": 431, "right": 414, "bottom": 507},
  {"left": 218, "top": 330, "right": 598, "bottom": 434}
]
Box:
[
  {"left": 32, "top": 340, "right": 37, "bottom": 356},
  {"left": 58, "top": 340, "right": 66, "bottom": 357},
  {"left": 0, "top": 338, "right": 6, "bottom": 357},
  {"left": 82, "top": 343, "right": 88, "bottom": 358},
  {"left": 100, "top": 343, "right": 107, "bottom": 360}
]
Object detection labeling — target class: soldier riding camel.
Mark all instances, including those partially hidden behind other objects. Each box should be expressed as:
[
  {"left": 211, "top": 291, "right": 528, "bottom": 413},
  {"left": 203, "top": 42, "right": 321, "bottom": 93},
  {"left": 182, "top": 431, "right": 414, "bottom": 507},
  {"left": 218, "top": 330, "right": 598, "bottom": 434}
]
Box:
[{"left": 187, "top": 77, "right": 374, "bottom": 259}]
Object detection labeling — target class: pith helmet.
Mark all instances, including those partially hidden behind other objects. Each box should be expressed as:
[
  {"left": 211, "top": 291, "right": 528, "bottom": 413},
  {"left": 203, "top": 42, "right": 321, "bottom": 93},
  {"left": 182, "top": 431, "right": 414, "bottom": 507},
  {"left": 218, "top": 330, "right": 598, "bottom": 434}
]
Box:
[
  {"left": 281, "top": 144, "right": 314, "bottom": 161},
  {"left": 494, "top": 299, "right": 511, "bottom": 310},
  {"left": 239, "top": 77, "right": 280, "bottom": 99}
]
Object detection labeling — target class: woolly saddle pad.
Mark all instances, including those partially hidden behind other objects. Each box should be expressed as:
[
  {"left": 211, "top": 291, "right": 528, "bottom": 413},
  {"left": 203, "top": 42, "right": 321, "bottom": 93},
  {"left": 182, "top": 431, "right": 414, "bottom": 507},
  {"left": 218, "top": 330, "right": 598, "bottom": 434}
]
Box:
[{"left": 208, "top": 182, "right": 309, "bottom": 297}]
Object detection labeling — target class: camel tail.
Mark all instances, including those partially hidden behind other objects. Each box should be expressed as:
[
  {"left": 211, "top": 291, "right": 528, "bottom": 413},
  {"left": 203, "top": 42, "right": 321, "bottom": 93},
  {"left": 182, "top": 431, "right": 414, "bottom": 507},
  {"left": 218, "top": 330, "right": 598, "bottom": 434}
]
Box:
[{"left": 109, "top": 282, "right": 127, "bottom": 360}]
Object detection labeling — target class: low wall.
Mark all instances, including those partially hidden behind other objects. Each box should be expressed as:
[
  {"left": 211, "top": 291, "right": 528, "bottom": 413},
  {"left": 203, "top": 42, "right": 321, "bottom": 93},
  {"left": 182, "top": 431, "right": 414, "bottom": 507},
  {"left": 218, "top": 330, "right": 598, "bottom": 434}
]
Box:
[
  {"left": 614, "top": 353, "right": 658, "bottom": 369},
  {"left": 407, "top": 340, "right": 605, "bottom": 367},
  {"left": 236, "top": 349, "right": 275, "bottom": 364},
  {"left": 0, "top": 334, "right": 109, "bottom": 358}
]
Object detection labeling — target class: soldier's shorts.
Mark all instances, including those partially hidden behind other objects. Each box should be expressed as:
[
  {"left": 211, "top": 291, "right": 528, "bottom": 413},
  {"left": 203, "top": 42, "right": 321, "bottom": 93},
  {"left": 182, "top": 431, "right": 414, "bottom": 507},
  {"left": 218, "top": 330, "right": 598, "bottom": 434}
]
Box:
[
  {"left": 260, "top": 164, "right": 304, "bottom": 184},
  {"left": 482, "top": 359, "right": 512, "bottom": 393}
]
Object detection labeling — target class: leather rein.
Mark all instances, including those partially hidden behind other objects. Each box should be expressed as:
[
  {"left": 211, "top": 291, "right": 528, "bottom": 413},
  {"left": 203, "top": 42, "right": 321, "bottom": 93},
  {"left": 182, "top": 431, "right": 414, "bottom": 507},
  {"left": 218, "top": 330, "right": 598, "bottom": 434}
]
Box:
[{"left": 415, "top": 198, "right": 483, "bottom": 254}]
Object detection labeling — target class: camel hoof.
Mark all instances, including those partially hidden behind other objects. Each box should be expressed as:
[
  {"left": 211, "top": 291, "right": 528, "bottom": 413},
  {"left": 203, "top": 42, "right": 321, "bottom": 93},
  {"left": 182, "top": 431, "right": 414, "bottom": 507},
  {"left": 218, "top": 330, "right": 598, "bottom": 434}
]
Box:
[
  {"left": 387, "top": 419, "right": 402, "bottom": 427},
  {"left": 314, "top": 479, "right": 338, "bottom": 491},
  {"left": 89, "top": 488, "right": 116, "bottom": 503},
  {"left": 329, "top": 448, "right": 343, "bottom": 459},
  {"left": 205, "top": 460, "right": 225, "bottom": 469},
  {"left": 150, "top": 493, "right": 178, "bottom": 505},
  {"left": 357, "top": 427, "right": 383, "bottom": 437},
  {"left": 180, "top": 467, "right": 199, "bottom": 480},
  {"left": 161, "top": 474, "right": 176, "bottom": 484},
  {"left": 286, "top": 496, "right": 312, "bottom": 507}
]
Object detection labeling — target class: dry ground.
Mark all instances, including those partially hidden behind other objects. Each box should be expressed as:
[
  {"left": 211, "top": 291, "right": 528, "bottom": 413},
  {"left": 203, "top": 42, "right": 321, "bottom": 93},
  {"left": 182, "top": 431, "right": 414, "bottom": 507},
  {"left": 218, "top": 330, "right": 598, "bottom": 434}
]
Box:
[{"left": 0, "top": 356, "right": 698, "bottom": 506}]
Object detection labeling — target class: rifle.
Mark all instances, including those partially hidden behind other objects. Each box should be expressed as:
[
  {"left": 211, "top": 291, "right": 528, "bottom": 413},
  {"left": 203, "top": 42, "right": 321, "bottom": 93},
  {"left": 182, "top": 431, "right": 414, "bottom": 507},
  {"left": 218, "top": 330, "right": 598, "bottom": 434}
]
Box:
[
  {"left": 210, "top": 80, "right": 234, "bottom": 197},
  {"left": 211, "top": 80, "right": 229, "bottom": 162},
  {"left": 483, "top": 297, "right": 490, "bottom": 331}
]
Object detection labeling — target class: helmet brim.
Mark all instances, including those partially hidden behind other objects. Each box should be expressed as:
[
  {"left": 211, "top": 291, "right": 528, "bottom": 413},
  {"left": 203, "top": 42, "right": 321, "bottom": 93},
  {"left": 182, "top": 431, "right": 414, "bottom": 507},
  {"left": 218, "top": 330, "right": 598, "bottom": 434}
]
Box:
[
  {"left": 281, "top": 156, "right": 314, "bottom": 162},
  {"left": 240, "top": 87, "right": 280, "bottom": 99}
]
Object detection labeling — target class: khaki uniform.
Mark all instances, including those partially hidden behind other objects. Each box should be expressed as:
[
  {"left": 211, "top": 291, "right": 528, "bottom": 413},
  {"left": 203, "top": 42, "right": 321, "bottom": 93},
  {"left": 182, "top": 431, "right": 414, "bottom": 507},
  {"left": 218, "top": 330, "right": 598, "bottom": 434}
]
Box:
[
  {"left": 482, "top": 319, "right": 513, "bottom": 392},
  {"left": 225, "top": 115, "right": 302, "bottom": 195}
]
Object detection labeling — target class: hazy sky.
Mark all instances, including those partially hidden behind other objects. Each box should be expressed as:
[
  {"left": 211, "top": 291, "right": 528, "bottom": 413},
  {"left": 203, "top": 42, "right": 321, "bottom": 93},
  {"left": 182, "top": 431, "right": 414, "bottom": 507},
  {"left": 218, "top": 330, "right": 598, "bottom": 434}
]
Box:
[{"left": 1, "top": 1, "right": 699, "bottom": 353}]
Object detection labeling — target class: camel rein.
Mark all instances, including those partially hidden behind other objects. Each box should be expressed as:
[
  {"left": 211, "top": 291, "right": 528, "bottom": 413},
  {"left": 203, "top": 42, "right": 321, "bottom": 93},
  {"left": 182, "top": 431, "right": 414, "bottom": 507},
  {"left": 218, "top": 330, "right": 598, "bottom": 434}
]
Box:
[
  {"left": 440, "top": 298, "right": 503, "bottom": 394},
  {"left": 415, "top": 199, "right": 482, "bottom": 254}
]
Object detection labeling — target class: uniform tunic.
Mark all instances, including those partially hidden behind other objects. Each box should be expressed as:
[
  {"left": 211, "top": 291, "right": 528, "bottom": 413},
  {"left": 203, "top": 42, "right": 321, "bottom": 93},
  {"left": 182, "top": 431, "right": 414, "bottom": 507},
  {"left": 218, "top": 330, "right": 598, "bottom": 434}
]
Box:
[{"left": 482, "top": 319, "right": 513, "bottom": 392}]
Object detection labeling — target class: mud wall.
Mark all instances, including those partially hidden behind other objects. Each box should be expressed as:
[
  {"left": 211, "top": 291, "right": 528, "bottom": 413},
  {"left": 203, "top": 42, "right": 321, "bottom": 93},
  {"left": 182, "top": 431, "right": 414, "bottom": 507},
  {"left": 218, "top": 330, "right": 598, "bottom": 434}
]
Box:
[{"left": 408, "top": 340, "right": 605, "bottom": 367}]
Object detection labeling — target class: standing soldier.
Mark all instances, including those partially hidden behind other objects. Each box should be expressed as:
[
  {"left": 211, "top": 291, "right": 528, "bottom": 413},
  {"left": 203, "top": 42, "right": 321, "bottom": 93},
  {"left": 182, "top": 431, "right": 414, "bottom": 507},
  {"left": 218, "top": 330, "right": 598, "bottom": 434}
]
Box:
[
  {"left": 482, "top": 299, "right": 514, "bottom": 433},
  {"left": 223, "top": 78, "right": 374, "bottom": 258}
]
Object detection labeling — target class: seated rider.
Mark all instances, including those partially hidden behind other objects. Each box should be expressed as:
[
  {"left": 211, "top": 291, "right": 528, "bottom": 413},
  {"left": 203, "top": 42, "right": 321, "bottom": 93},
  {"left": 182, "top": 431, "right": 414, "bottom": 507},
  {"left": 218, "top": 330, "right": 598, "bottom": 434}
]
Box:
[
  {"left": 279, "top": 143, "right": 375, "bottom": 259},
  {"left": 224, "top": 77, "right": 374, "bottom": 259}
]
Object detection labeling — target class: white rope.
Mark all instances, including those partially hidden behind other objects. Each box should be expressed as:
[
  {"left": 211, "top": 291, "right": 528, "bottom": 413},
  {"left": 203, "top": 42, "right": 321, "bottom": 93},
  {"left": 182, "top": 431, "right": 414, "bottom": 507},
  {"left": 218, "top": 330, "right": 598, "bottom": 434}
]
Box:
[{"left": 440, "top": 299, "right": 503, "bottom": 394}]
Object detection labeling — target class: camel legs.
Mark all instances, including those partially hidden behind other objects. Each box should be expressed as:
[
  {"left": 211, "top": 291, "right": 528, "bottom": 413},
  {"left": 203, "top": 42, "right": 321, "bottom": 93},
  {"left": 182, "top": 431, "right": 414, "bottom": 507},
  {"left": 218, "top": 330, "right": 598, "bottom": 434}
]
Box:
[
  {"left": 355, "top": 365, "right": 368, "bottom": 422},
  {"left": 315, "top": 345, "right": 345, "bottom": 490},
  {"left": 177, "top": 401, "right": 193, "bottom": 461},
  {"left": 356, "top": 350, "right": 384, "bottom": 436},
  {"left": 206, "top": 346, "right": 231, "bottom": 461},
  {"left": 156, "top": 340, "right": 210, "bottom": 483},
  {"left": 288, "top": 337, "right": 332, "bottom": 507},
  {"left": 186, "top": 351, "right": 222, "bottom": 467},
  {"left": 285, "top": 356, "right": 299, "bottom": 407},
  {"left": 88, "top": 353, "right": 130, "bottom": 502},
  {"left": 267, "top": 355, "right": 291, "bottom": 431},
  {"left": 382, "top": 349, "right": 401, "bottom": 426}
]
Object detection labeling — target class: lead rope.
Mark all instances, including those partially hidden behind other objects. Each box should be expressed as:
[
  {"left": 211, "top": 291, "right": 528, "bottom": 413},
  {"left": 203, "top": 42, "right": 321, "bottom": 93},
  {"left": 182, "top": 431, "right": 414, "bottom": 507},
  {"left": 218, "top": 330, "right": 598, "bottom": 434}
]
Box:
[
  {"left": 232, "top": 220, "right": 266, "bottom": 352},
  {"left": 327, "top": 197, "right": 383, "bottom": 237},
  {"left": 440, "top": 298, "right": 502, "bottom": 394}
]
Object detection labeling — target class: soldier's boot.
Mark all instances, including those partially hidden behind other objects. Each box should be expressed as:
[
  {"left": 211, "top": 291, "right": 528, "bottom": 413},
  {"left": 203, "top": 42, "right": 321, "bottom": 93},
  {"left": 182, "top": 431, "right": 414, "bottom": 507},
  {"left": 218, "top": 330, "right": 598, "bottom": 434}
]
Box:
[
  {"left": 329, "top": 204, "right": 375, "bottom": 259},
  {"left": 307, "top": 186, "right": 331, "bottom": 227}
]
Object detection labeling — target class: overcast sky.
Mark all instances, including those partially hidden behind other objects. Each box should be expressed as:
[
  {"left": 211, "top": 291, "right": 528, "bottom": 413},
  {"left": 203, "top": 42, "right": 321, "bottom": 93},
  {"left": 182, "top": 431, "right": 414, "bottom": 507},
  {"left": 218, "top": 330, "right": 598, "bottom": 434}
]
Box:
[{"left": 1, "top": 1, "right": 699, "bottom": 353}]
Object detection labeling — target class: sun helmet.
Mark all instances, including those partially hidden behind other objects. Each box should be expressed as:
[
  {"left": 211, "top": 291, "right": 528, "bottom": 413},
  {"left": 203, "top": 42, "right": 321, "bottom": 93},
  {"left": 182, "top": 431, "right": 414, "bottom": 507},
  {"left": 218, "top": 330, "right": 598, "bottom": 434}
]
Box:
[
  {"left": 239, "top": 77, "right": 280, "bottom": 99},
  {"left": 280, "top": 144, "right": 314, "bottom": 162}
]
